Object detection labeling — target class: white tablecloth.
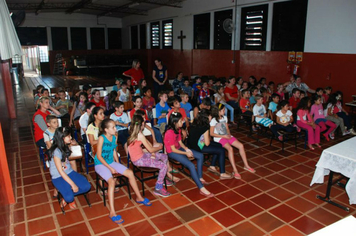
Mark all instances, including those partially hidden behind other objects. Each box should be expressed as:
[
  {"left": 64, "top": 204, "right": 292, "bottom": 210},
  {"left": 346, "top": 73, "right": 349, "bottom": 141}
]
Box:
[{"left": 310, "top": 137, "right": 356, "bottom": 204}]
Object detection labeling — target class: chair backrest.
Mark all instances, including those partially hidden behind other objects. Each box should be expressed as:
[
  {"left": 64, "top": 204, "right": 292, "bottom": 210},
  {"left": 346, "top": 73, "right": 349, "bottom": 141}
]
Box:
[
  {"left": 124, "top": 101, "right": 134, "bottom": 111},
  {"left": 189, "top": 110, "right": 194, "bottom": 123},
  {"left": 92, "top": 143, "right": 98, "bottom": 157},
  {"left": 106, "top": 86, "right": 113, "bottom": 94},
  {"left": 58, "top": 118, "right": 62, "bottom": 127},
  {"left": 152, "top": 107, "right": 157, "bottom": 119}
]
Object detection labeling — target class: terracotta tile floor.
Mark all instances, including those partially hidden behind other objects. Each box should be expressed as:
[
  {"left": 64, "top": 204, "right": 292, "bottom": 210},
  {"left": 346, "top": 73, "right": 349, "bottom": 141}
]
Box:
[{"left": 9, "top": 74, "right": 356, "bottom": 235}]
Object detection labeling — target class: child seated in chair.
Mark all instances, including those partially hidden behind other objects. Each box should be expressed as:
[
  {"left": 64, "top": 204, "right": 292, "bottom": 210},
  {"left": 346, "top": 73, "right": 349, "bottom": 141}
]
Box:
[
  {"left": 239, "top": 89, "right": 255, "bottom": 130},
  {"left": 167, "top": 96, "right": 189, "bottom": 140},
  {"left": 199, "top": 81, "right": 210, "bottom": 103},
  {"left": 110, "top": 101, "right": 130, "bottom": 155},
  {"left": 129, "top": 96, "right": 149, "bottom": 121},
  {"left": 268, "top": 93, "right": 280, "bottom": 119},
  {"left": 180, "top": 93, "right": 192, "bottom": 121},
  {"left": 155, "top": 91, "right": 170, "bottom": 134},
  {"left": 56, "top": 90, "right": 73, "bottom": 126},
  {"left": 128, "top": 115, "right": 174, "bottom": 197},
  {"left": 95, "top": 119, "right": 152, "bottom": 225},
  {"left": 253, "top": 95, "right": 274, "bottom": 128},
  {"left": 193, "top": 97, "right": 211, "bottom": 119},
  {"left": 273, "top": 100, "right": 299, "bottom": 141},
  {"left": 48, "top": 127, "right": 91, "bottom": 210},
  {"left": 142, "top": 87, "right": 155, "bottom": 120}
]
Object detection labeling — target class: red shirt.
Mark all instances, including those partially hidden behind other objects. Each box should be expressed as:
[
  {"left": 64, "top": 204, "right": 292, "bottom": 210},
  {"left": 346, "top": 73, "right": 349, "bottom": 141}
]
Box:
[
  {"left": 123, "top": 68, "right": 144, "bottom": 86},
  {"left": 129, "top": 108, "right": 149, "bottom": 121},
  {"left": 167, "top": 108, "right": 187, "bottom": 120},
  {"left": 224, "top": 86, "right": 238, "bottom": 102},
  {"left": 289, "top": 97, "right": 300, "bottom": 109},
  {"left": 164, "top": 129, "right": 182, "bottom": 153},
  {"left": 33, "top": 109, "right": 50, "bottom": 142},
  {"left": 90, "top": 98, "right": 106, "bottom": 108},
  {"left": 239, "top": 98, "right": 250, "bottom": 113}
]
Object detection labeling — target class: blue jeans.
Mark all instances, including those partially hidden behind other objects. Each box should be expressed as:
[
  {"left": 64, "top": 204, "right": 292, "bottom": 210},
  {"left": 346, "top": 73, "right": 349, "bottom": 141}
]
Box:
[
  {"left": 337, "top": 112, "right": 352, "bottom": 130},
  {"left": 201, "top": 142, "right": 226, "bottom": 173},
  {"left": 52, "top": 171, "right": 91, "bottom": 203},
  {"left": 224, "top": 103, "right": 234, "bottom": 121},
  {"left": 153, "top": 127, "right": 163, "bottom": 143},
  {"left": 167, "top": 148, "right": 204, "bottom": 189}
]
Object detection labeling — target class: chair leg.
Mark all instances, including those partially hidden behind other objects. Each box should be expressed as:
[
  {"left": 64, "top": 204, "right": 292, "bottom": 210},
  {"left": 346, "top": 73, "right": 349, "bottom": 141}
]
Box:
[
  {"left": 57, "top": 192, "right": 65, "bottom": 215},
  {"left": 140, "top": 170, "right": 145, "bottom": 196},
  {"left": 83, "top": 193, "right": 91, "bottom": 207},
  {"left": 125, "top": 177, "right": 131, "bottom": 199}
]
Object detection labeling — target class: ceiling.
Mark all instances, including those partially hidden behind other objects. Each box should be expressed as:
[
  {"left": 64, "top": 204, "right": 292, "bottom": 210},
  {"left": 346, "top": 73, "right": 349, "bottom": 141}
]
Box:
[{"left": 6, "top": 0, "right": 185, "bottom": 18}]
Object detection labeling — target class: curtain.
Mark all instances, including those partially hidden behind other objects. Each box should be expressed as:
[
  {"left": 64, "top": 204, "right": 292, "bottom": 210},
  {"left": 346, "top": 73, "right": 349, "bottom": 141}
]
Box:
[{"left": 0, "top": 0, "right": 22, "bottom": 60}]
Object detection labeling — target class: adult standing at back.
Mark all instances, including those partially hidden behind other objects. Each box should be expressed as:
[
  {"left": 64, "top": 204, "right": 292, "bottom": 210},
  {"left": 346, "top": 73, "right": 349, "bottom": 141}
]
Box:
[
  {"left": 123, "top": 59, "right": 144, "bottom": 87},
  {"left": 286, "top": 75, "right": 315, "bottom": 96},
  {"left": 152, "top": 58, "right": 168, "bottom": 98}
]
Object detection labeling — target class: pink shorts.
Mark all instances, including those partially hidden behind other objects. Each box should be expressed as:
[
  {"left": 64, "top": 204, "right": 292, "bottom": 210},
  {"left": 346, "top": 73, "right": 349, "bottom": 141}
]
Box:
[{"left": 219, "top": 136, "right": 237, "bottom": 147}]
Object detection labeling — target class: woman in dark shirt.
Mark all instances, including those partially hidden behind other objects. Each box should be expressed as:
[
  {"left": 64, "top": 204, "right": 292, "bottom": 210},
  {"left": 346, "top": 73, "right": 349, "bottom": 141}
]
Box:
[
  {"left": 152, "top": 58, "right": 168, "bottom": 98},
  {"left": 187, "top": 109, "right": 232, "bottom": 180}
]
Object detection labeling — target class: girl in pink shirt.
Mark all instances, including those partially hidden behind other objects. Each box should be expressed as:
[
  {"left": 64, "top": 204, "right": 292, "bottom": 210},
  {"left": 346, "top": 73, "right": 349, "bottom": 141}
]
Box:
[
  {"left": 310, "top": 95, "right": 336, "bottom": 141},
  {"left": 296, "top": 97, "right": 321, "bottom": 150}
]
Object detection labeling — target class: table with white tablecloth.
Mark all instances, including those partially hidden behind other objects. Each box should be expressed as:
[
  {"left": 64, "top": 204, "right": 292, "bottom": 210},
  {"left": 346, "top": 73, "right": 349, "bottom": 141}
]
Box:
[{"left": 310, "top": 137, "right": 356, "bottom": 210}]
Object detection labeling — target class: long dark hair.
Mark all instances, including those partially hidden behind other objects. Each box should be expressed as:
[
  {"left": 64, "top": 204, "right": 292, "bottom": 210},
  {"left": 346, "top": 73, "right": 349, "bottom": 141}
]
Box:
[
  {"left": 48, "top": 127, "right": 72, "bottom": 162},
  {"left": 77, "top": 92, "right": 88, "bottom": 104},
  {"left": 311, "top": 94, "right": 321, "bottom": 105},
  {"left": 108, "top": 90, "right": 118, "bottom": 108},
  {"left": 88, "top": 107, "right": 104, "bottom": 127},
  {"left": 296, "top": 97, "right": 311, "bottom": 111},
  {"left": 326, "top": 93, "right": 338, "bottom": 106},
  {"left": 166, "top": 112, "right": 182, "bottom": 134},
  {"left": 192, "top": 109, "right": 210, "bottom": 127},
  {"left": 211, "top": 104, "right": 224, "bottom": 123},
  {"left": 100, "top": 118, "right": 114, "bottom": 136},
  {"left": 277, "top": 100, "right": 289, "bottom": 111}
]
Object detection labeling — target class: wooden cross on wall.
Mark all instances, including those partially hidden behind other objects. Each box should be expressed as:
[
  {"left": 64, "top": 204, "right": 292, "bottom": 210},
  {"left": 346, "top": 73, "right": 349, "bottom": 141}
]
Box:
[{"left": 177, "top": 30, "right": 186, "bottom": 51}]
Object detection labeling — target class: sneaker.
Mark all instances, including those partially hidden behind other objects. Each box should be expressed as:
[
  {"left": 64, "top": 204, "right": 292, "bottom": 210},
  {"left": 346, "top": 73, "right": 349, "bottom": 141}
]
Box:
[
  {"left": 343, "top": 130, "right": 351, "bottom": 136},
  {"left": 154, "top": 188, "right": 171, "bottom": 197},
  {"left": 329, "top": 133, "right": 335, "bottom": 140},
  {"left": 165, "top": 178, "right": 174, "bottom": 187},
  {"left": 350, "top": 129, "right": 356, "bottom": 135}
]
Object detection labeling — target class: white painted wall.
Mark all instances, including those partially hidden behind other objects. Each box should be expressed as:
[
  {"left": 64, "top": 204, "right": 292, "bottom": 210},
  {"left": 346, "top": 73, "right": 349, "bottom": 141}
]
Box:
[{"left": 304, "top": 0, "right": 356, "bottom": 54}]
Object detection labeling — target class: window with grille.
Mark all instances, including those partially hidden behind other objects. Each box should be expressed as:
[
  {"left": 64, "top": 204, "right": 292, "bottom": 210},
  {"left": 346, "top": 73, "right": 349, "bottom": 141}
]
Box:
[
  {"left": 162, "top": 20, "right": 173, "bottom": 49},
  {"left": 240, "top": 4, "right": 268, "bottom": 50},
  {"left": 39, "top": 46, "right": 49, "bottom": 62},
  {"left": 12, "top": 54, "right": 22, "bottom": 64},
  {"left": 151, "top": 22, "right": 160, "bottom": 49}
]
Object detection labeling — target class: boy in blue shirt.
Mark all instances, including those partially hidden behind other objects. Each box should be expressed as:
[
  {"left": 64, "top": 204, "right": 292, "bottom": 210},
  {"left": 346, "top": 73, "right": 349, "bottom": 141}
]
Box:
[
  {"left": 181, "top": 79, "right": 194, "bottom": 100},
  {"left": 155, "top": 91, "right": 170, "bottom": 134},
  {"left": 192, "top": 77, "right": 202, "bottom": 93},
  {"left": 180, "top": 93, "right": 192, "bottom": 121},
  {"left": 268, "top": 93, "right": 280, "bottom": 119}
]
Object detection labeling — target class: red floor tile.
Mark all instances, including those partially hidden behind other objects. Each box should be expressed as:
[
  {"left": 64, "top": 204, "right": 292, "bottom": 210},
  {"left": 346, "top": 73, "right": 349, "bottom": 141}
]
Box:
[
  {"left": 267, "top": 187, "right": 295, "bottom": 201},
  {"left": 267, "top": 173, "right": 291, "bottom": 185},
  {"left": 269, "top": 204, "right": 302, "bottom": 223},
  {"left": 232, "top": 200, "right": 264, "bottom": 218},
  {"left": 229, "top": 221, "right": 265, "bottom": 236},
  {"left": 189, "top": 216, "right": 223, "bottom": 235},
  {"left": 139, "top": 200, "right": 169, "bottom": 217},
  {"left": 282, "top": 181, "right": 309, "bottom": 195},
  {"left": 307, "top": 207, "right": 342, "bottom": 226},
  {"left": 250, "top": 193, "right": 280, "bottom": 210},
  {"left": 175, "top": 204, "right": 206, "bottom": 222},
  {"left": 196, "top": 197, "right": 228, "bottom": 214},
  {"left": 89, "top": 215, "right": 121, "bottom": 234},
  {"left": 250, "top": 212, "right": 284, "bottom": 232},
  {"left": 270, "top": 225, "right": 304, "bottom": 236},
  {"left": 290, "top": 216, "right": 324, "bottom": 234},
  {"left": 14, "top": 223, "right": 25, "bottom": 236},
  {"left": 28, "top": 216, "right": 56, "bottom": 235},
  {"left": 151, "top": 212, "right": 181, "bottom": 232},
  {"left": 82, "top": 203, "right": 109, "bottom": 219},
  {"left": 211, "top": 208, "right": 244, "bottom": 227},
  {"left": 162, "top": 193, "right": 191, "bottom": 210},
  {"left": 25, "top": 192, "right": 49, "bottom": 206},
  {"left": 286, "top": 197, "right": 317, "bottom": 213},
  {"left": 26, "top": 203, "right": 52, "bottom": 220},
  {"left": 234, "top": 184, "right": 262, "bottom": 198},
  {"left": 250, "top": 178, "right": 277, "bottom": 192},
  {"left": 216, "top": 190, "right": 244, "bottom": 206},
  {"left": 117, "top": 207, "right": 145, "bottom": 224},
  {"left": 98, "top": 229, "right": 126, "bottom": 236},
  {"left": 124, "top": 220, "right": 157, "bottom": 235},
  {"left": 24, "top": 182, "right": 46, "bottom": 195},
  {"left": 61, "top": 222, "right": 91, "bottom": 236},
  {"left": 163, "top": 226, "right": 195, "bottom": 236},
  {"left": 13, "top": 209, "right": 24, "bottom": 223},
  {"left": 56, "top": 209, "right": 84, "bottom": 227}
]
